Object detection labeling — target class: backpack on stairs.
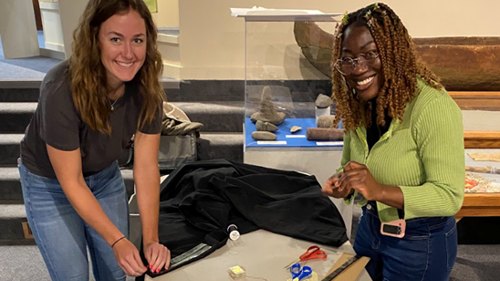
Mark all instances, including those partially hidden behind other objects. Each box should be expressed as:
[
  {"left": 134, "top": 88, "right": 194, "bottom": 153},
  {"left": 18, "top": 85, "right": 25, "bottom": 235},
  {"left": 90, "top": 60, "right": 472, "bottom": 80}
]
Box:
[
  {"left": 118, "top": 102, "right": 203, "bottom": 171},
  {"left": 159, "top": 102, "right": 203, "bottom": 172}
]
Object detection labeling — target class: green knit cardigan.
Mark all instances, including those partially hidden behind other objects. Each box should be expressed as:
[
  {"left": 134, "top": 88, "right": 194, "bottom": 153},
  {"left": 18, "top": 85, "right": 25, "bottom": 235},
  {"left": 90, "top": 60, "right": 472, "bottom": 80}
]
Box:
[{"left": 342, "top": 78, "right": 465, "bottom": 222}]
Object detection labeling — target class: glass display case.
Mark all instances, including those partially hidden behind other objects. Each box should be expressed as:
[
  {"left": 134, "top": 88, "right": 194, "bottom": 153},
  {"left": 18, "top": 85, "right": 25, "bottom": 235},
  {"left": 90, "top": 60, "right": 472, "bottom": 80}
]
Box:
[
  {"left": 234, "top": 10, "right": 356, "bottom": 237},
  {"left": 240, "top": 12, "right": 340, "bottom": 148}
]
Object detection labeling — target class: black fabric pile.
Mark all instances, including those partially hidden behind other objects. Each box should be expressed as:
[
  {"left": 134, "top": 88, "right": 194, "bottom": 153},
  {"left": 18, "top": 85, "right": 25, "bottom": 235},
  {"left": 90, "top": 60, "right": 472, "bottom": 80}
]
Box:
[{"left": 143, "top": 159, "right": 347, "bottom": 278}]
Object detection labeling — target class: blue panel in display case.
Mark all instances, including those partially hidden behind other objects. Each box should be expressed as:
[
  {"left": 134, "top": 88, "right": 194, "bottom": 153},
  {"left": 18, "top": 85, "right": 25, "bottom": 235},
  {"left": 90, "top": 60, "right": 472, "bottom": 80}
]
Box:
[{"left": 245, "top": 117, "right": 343, "bottom": 148}]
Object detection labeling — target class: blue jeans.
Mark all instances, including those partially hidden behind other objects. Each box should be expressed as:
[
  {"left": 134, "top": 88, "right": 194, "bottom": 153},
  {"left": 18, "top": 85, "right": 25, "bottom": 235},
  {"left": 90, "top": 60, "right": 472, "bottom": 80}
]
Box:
[
  {"left": 354, "top": 205, "right": 457, "bottom": 281},
  {"left": 19, "top": 161, "right": 129, "bottom": 281}
]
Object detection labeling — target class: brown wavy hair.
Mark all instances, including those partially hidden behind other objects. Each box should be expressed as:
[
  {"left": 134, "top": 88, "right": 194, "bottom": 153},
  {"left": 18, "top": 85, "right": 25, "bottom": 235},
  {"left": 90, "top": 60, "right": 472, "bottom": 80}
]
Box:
[
  {"left": 331, "top": 3, "right": 442, "bottom": 132},
  {"left": 68, "top": 0, "right": 166, "bottom": 134}
]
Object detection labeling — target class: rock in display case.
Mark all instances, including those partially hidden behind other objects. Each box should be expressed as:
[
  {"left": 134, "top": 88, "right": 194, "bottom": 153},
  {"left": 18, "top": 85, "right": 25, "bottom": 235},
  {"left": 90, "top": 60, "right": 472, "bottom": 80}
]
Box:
[{"left": 232, "top": 8, "right": 342, "bottom": 149}]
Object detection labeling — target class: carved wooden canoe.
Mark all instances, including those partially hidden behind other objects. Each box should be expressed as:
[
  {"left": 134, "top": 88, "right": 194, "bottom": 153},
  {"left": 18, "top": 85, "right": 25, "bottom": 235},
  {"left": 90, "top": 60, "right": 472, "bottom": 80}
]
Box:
[{"left": 294, "top": 22, "right": 500, "bottom": 91}]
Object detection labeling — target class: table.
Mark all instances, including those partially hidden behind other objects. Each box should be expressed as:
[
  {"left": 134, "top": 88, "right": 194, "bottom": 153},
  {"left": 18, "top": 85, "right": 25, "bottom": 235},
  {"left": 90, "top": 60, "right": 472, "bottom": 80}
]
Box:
[{"left": 145, "top": 229, "right": 371, "bottom": 281}]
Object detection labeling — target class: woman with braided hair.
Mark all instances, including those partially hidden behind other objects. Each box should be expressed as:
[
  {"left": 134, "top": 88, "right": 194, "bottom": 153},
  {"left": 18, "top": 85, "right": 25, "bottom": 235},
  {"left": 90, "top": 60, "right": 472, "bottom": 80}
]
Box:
[{"left": 322, "top": 3, "right": 464, "bottom": 280}]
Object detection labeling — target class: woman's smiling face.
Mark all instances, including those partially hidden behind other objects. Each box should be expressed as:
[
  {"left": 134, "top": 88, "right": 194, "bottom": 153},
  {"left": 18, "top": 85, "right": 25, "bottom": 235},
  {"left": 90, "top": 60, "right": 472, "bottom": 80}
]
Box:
[
  {"left": 98, "top": 9, "right": 147, "bottom": 90},
  {"left": 341, "top": 24, "right": 383, "bottom": 101}
]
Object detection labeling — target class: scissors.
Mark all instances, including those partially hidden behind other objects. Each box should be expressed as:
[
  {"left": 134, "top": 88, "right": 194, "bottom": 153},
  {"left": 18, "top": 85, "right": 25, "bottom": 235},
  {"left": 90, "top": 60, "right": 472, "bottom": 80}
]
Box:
[
  {"left": 284, "top": 245, "right": 328, "bottom": 269},
  {"left": 290, "top": 263, "right": 312, "bottom": 281}
]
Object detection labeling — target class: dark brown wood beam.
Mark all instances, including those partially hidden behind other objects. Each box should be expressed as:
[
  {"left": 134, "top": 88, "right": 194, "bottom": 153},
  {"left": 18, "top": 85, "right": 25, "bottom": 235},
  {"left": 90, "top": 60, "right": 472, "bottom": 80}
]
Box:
[{"left": 450, "top": 91, "right": 500, "bottom": 110}]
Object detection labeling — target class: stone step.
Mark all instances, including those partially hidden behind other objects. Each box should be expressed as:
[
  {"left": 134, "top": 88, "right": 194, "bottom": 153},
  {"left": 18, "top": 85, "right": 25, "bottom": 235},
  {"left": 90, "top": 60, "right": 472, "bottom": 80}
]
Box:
[
  {"left": 0, "top": 167, "right": 23, "bottom": 204},
  {"left": 165, "top": 80, "right": 243, "bottom": 102},
  {"left": 0, "top": 103, "right": 34, "bottom": 134},
  {"left": 0, "top": 167, "right": 135, "bottom": 205},
  {"left": 198, "top": 132, "right": 244, "bottom": 163},
  {"left": 174, "top": 101, "right": 244, "bottom": 133},
  {"left": 0, "top": 80, "right": 247, "bottom": 103},
  {"left": 0, "top": 79, "right": 181, "bottom": 102},
  {"left": 0, "top": 101, "right": 245, "bottom": 133},
  {"left": 0, "top": 204, "right": 35, "bottom": 245},
  {"left": 0, "top": 131, "right": 245, "bottom": 167},
  {"left": 0, "top": 133, "right": 244, "bottom": 203},
  {"left": 0, "top": 87, "right": 40, "bottom": 102},
  {"left": 0, "top": 134, "right": 22, "bottom": 166}
]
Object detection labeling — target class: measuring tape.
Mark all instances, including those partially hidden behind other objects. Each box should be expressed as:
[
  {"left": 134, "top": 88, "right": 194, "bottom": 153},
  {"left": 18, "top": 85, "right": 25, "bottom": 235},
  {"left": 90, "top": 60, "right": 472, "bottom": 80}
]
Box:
[
  {"left": 321, "top": 255, "right": 362, "bottom": 281},
  {"left": 170, "top": 243, "right": 212, "bottom": 269}
]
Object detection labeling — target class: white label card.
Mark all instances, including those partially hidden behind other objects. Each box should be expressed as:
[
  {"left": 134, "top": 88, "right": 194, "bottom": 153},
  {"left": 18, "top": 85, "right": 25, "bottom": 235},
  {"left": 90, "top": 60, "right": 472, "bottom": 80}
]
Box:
[
  {"left": 316, "top": 141, "right": 343, "bottom": 146},
  {"left": 257, "top": 141, "right": 287, "bottom": 145}
]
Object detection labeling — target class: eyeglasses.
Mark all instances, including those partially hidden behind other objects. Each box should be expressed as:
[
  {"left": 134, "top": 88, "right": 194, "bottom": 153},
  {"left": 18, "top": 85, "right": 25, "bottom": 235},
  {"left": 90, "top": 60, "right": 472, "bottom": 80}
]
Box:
[{"left": 334, "top": 51, "right": 380, "bottom": 76}]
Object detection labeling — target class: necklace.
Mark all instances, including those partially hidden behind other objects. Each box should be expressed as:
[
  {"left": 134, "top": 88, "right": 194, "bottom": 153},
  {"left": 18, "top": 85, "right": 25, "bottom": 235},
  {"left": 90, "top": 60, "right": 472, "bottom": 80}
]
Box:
[
  {"left": 107, "top": 84, "right": 125, "bottom": 111},
  {"left": 108, "top": 97, "right": 119, "bottom": 111}
]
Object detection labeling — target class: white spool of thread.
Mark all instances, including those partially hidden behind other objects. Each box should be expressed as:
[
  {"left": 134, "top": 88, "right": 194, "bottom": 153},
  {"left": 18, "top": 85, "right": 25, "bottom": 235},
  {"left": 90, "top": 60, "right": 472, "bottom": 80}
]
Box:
[{"left": 227, "top": 224, "right": 240, "bottom": 241}]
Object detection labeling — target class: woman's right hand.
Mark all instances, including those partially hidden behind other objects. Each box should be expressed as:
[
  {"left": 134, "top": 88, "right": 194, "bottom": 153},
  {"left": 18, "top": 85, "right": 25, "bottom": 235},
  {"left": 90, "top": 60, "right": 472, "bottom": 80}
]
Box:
[
  {"left": 112, "top": 238, "right": 147, "bottom": 276},
  {"left": 322, "top": 172, "right": 353, "bottom": 198}
]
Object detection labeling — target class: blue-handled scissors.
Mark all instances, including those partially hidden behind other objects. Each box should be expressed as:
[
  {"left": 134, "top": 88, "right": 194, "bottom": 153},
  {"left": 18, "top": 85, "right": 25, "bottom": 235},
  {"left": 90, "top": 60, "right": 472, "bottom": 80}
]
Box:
[{"left": 290, "top": 263, "right": 312, "bottom": 281}]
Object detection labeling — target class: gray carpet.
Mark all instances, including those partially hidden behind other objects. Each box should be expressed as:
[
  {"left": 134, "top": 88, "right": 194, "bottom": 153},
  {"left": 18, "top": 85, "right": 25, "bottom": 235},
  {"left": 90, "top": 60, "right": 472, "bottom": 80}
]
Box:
[
  {"left": 0, "top": 61, "right": 47, "bottom": 79},
  {"left": 0, "top": 245, "right": 135, "bottom": 281},
  {"left": 0, "top": 57, "right": 61, "bottom": 75},
  {"left": 0, "top": 31, "right": 61, "bottom": 78}
]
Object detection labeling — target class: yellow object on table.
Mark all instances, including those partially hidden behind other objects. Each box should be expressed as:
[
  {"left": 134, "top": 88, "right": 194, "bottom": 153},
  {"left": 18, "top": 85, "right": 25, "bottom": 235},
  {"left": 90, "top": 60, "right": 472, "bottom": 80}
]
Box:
[{"left": 228, "top": 265, "right": 246, "bottom": 279}]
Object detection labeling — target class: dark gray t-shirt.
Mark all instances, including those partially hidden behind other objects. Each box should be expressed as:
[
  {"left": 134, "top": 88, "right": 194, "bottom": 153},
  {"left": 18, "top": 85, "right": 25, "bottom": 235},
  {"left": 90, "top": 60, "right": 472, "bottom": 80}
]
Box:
[{"left": 20, "top": 61, "right": 161, "bottom": 179}]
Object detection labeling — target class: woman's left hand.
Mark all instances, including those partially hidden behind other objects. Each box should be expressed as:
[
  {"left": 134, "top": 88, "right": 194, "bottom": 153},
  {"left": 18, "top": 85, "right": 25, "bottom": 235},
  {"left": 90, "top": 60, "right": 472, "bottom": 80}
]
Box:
[
  {"left": 143, "top": 241, "right": 171, "bottom": 274},
  {"left": 338, "top": 161, "right": 384, "bottom": 201}
]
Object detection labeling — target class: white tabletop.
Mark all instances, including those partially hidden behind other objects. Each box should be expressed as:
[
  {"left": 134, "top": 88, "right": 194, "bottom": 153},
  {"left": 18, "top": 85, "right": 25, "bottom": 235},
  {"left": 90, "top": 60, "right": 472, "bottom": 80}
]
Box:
[{"left": 145, "top": 229, "right": 371, "bottom": 281}]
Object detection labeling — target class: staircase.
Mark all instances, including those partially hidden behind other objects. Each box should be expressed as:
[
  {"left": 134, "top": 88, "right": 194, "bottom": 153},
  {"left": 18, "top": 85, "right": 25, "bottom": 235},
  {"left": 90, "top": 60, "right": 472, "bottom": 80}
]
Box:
[{"left": 0, "top": 73, "right": 245, "bottom": 245}]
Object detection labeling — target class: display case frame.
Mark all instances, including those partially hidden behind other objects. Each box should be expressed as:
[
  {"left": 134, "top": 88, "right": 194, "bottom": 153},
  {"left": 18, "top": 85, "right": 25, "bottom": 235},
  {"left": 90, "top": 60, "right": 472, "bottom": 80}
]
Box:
[{"left": 451, "top": 91, "right": 500, "bottom": 221}]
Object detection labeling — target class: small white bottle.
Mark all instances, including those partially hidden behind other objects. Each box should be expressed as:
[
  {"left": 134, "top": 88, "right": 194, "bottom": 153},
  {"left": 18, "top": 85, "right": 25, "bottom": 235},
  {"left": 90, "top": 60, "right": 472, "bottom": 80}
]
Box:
[{"left": 227, "top": 224, "right": 240, "bottom": 241}]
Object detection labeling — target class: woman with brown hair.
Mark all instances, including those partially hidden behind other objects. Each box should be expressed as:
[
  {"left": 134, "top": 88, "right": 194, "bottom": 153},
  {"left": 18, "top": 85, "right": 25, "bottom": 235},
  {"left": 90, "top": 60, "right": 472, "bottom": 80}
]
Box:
[
  {"left": 18, "top": 0, "right": 170, "bottom": 279},
  {"left": 322, "top": 3, "right": 464, "bottom": 280}
]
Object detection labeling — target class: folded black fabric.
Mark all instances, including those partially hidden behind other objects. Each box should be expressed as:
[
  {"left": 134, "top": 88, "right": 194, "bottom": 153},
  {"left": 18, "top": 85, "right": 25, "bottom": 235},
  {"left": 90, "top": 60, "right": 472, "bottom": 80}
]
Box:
[{"left": 143, "top": 159, "right": 347, "bottom": 278}]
